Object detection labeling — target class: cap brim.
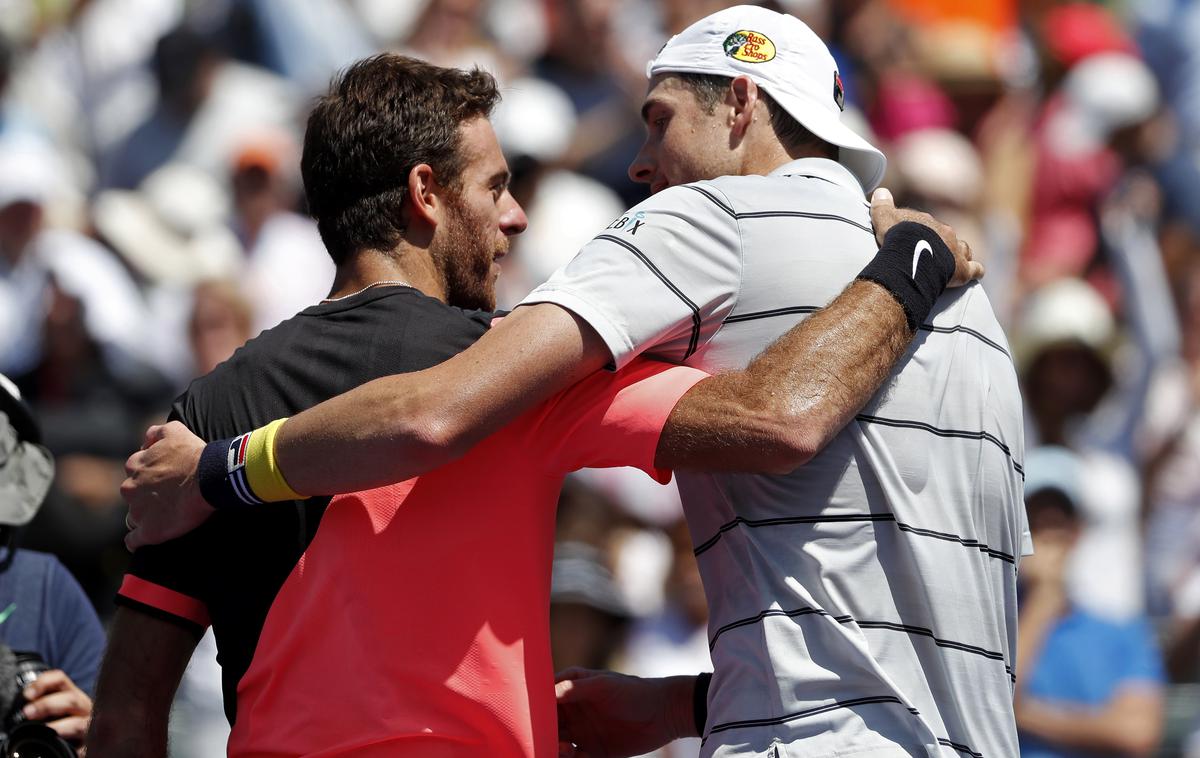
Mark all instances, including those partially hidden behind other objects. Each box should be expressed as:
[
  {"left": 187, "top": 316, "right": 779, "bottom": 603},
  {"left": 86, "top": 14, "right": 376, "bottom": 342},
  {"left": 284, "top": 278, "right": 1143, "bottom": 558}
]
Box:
[{"left": 768, "top": 90, "right": 887, "bottom": 192}]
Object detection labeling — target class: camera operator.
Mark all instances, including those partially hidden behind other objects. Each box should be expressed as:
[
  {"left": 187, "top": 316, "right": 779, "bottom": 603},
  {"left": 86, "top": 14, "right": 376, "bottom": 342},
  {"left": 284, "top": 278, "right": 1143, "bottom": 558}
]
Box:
[{"left": 0, "top": 373, "right": 104, "bottom": 748}]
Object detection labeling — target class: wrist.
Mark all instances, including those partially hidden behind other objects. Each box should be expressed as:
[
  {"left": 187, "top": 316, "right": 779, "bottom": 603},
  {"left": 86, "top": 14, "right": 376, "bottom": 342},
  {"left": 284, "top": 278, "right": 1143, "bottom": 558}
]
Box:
[
  {"left": 197, "top": 419, "right": 305, "bottom": 509},
  {"left": 856, "top": 221, "right": 956, "bottom": 330},
  {"left": 198, "top": 433, "right": 260, "bottom": 509}
]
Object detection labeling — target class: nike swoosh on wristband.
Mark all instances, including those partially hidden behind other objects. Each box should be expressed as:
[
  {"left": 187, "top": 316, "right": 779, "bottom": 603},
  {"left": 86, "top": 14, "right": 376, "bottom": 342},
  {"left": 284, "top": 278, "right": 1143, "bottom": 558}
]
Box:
[{"left": 912, "top": 239, "right": 933, "bottom": 280}]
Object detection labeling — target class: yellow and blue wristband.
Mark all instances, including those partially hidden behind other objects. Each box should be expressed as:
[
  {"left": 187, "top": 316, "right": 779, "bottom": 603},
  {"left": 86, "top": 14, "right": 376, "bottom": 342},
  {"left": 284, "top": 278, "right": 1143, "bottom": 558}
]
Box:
[{"left": 198, "top": 418, "right": 304, "bottom": 509}]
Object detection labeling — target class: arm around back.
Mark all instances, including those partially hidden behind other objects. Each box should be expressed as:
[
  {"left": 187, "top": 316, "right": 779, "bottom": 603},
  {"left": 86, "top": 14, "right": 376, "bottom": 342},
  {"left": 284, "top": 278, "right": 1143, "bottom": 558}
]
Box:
[
  {"left": 274, "top": 301, "right": 612, "bottom": 495},
  {"left": 657, "top": 193, "right": 979, "bottom": 474}
]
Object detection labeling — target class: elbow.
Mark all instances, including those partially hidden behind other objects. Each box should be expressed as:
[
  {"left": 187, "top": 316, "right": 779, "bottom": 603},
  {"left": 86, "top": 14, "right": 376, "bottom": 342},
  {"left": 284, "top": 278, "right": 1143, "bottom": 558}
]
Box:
[
  {"left": 383, "top": 393, "right": 474, "bottom": 471},
  {"left": 420, "top": 413, "right": 474, "bottom": 462},
  {"left": 757, "top": 426, "right": 821, "bottom": 474},
  {"left": 1118, "top": 723, "right": 1163, "bottom": 758}
]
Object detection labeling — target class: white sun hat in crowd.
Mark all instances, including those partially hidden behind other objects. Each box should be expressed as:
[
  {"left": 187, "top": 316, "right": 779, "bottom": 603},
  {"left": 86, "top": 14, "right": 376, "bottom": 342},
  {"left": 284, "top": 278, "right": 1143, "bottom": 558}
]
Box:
[{"left": 646, "top": 4, "right": 887, "bottom": 192}]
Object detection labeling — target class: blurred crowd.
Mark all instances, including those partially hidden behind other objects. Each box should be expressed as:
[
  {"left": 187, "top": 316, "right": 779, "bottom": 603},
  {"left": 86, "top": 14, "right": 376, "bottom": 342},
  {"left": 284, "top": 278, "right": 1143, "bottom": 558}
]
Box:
[{"left": 1, "top": 0, "right": 1199, "bottom": 755}]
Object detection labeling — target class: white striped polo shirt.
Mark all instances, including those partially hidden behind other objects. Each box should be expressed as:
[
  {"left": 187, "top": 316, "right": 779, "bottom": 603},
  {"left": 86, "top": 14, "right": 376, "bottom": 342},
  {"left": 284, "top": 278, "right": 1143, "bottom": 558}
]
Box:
[{"left": 521, "top": 157, "right": 1028, "bottom": 758}]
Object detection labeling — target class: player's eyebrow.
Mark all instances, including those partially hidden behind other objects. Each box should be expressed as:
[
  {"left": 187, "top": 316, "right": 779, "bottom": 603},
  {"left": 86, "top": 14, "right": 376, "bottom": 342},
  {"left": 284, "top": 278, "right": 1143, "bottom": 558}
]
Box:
[
  {"left": 487, "top": 169, "right": 511, "bottom": 188},
  {"left": 640, "top": 98, "right": 665, "bottom": 124}
]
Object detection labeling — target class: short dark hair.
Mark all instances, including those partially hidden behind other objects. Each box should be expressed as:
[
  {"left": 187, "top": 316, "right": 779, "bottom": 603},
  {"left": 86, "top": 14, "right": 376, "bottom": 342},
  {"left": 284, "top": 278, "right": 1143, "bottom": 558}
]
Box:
[
  {"left": 1025, "top": 487, "right": 1079, "bottom": 526},
  {"left": 673, "top": 72, "right": 836, "bottom": 159},
  {"left": 301, "top": 55, "right": 500, "bottom": 264}
]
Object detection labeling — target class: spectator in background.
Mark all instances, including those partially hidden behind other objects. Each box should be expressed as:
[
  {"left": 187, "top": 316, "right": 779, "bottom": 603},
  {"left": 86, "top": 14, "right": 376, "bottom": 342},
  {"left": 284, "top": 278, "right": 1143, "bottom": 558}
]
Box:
[
  {"left": 1016, "top": 445, "right": 1165, "bottom": 758},
  {"left": 1021, "top": 52, "right": 1159, "bottom": 291},
  {"left": 188, "top": 280, "right": 253, "bottom": 377},
  {"left": 490, "top": 76, "right": 624, "bottom": 308},
  {"left": 533, "top": 0, "right": 647, "bottom": 206},
  {"left": 550, "top": 542, "right": 632, "bottom": 673},
  {"left": 99, "top": 21, "right": 301, "bottom": 195},
  {"left": 0, "top": 137, "right": 156, "bottom": 387},
  {"left": 0, "top": 137, "right": 169, "bottom": 614},
  {"left": 621, "top": 517, "right": 711, "bottom": 758},
  {"left": 229, "top": 132, "right": 334, "bottom": 334},
  {"left": 100, "top": 26, "right": 220, "bottom": 190},
  {"left": 1014, "top": 279, "right": 1146, "bottom": 620},
  {"left": 0, "top": 373, "right": 104, "bottom": 748}
]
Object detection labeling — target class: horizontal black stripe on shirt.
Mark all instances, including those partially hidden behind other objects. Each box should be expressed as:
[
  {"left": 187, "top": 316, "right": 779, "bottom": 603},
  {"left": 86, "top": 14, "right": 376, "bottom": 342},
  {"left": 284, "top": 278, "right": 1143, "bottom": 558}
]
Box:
[
  {"left": 856, "top": 414, "right": 1025, "bottom": 478},
  {"left": 737, "top": 209, "right": 874, "bottom": 235},
  {"left": 719, "top": 305, "right": 1010, "bottom": 359},
  {"left": 704, "top": 695, "right": 920, "bottom": 737},
  {"left": 723, "top": 305, "right": 821, "bottom": 324},
  {"left": 693, "top": 513, "right": 895, "bottom": 556},
  {"left": 593, "top": 234, "right": 701, "bottom": 358},
  {"left": 682, "top": 184, "right": 874, "bottom": 234},
  {"left": 707, "top": 604, "right": 1014, "bottom": 683},
  {"left": 939, "top": 737, "right": 985, "bottom": 758},
  {"left": 694, "top": 512, "right": 1016, "bottom": 566},
  {"left": 684, "top": 184, "right": 736, "bottom": 217},
  {"left": 920, "top": 324, "right": 1011, "bottom": 360}
]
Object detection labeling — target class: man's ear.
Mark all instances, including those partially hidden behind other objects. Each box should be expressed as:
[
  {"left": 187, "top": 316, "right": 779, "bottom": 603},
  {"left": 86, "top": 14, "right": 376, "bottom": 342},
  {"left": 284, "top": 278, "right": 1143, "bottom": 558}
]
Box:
[
  {"left": 406, "top": 163, "right": 442, "bottom": 230},
  {"left": 728, "top": 75, "right": 761, "bottom": 141}
]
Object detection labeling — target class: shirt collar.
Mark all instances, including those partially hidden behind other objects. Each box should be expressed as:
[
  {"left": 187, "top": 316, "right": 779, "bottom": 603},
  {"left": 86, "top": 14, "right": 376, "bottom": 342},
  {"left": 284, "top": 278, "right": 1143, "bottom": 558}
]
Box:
[{"left": 768, "top": 157, "right": 866, "bottom": 197}]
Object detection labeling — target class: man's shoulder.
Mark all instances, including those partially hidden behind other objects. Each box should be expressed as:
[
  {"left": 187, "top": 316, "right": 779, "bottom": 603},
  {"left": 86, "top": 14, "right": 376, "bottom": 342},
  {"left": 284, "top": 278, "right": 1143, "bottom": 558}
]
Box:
[
  {"left": 176, "top": 289, "right": 493, "bottom": 435},
  {"left": 5, "top": 548, "right": 64, "bottom": 578},
  {"left": 702, "top": 171, "right": 869, "bottom": 216},
  {"left": 0, "top": 549, "right": 78, "bottom": 598}
]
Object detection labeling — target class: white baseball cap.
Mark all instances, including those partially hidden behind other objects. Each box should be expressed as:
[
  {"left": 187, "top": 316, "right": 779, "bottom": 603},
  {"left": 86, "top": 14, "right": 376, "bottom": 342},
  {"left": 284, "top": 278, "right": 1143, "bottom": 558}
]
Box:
[{"left": 647, "top": 5, "right": 886, "bottom": 192}]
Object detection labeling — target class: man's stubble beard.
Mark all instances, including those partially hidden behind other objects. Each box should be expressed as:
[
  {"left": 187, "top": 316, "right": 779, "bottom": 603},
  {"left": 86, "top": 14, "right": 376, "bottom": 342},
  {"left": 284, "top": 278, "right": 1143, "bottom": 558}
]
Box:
[{"left": 434, "top": 197, "right": 507, "bottom": 312}]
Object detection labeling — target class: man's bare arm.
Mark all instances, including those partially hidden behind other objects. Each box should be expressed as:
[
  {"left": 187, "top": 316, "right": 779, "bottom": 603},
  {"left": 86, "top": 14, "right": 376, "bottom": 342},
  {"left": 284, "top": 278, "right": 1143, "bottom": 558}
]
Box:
[
  {"left": 656, "top": 193, "right": 978, "bottom": 472},
  {"left": 277, "top": 302, "right": 611, "bottom": 494},
  {"left": 87, "top": 608, "right": 200, "bottom": 757},
  {"left": 658, "top": 278, "right": 910, "bottom": 473},
  {"left": 1014, "top": 688, "right": 1164, "bottom": 757}
]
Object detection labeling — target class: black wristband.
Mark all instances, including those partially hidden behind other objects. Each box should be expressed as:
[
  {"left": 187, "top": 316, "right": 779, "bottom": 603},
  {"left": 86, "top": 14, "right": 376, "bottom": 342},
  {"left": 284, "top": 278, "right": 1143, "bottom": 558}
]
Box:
[
  {"left": 693, "top": 672, "right": 713, "bottom": 735},
  {"left": 855, "top": 221, "right": 956, "bottom": 331},
  {"left": 197, "top": 433, "right": 263, "bottom": 510}
]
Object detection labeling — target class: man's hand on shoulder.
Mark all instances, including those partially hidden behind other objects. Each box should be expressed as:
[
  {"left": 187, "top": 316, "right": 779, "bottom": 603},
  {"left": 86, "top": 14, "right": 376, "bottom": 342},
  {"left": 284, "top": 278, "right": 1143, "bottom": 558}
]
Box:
[
  {"left": 869, "top": 187, "right": 983, "bottom": 287},
  {"left": 121, "top": 421, "right": 211, "bottom": 551}
]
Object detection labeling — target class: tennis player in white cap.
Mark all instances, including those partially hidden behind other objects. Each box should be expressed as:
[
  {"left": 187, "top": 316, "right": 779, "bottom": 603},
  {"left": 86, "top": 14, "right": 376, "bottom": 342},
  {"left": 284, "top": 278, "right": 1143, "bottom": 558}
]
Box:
[
  {"left": 122, "top": 6, "right": 1015, "bottom": 758},
  {"left": 550, "top": 7, "right": 1024, "bottom": 757}
]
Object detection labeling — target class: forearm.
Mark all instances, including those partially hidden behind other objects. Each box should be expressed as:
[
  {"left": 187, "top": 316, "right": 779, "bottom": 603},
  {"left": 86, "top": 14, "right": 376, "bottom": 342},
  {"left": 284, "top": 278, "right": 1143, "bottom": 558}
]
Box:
[
  {"left": 658, "top": 279, "right": 909, "bottom": 473},
  {"left": 270, "top": 304, "right": 608, "bottom": 496},
  {"left": 1016, "top": 690, "right": 1164, "bottom": 756},
  {"left": 1014, "top": 589, "right": 1063, "bottom": 692},
  {"left": 658, "top": 220, "right": 959, "bottom": 473},
  {"left": 87, "top": 608, "right": 199, "bottom": 757}
]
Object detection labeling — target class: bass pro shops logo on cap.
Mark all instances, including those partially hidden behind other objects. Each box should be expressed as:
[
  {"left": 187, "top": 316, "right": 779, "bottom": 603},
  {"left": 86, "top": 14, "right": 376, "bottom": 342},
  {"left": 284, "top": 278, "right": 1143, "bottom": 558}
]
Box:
[{"left": 723, "top": 30, "right": 775, "bottom": 63}]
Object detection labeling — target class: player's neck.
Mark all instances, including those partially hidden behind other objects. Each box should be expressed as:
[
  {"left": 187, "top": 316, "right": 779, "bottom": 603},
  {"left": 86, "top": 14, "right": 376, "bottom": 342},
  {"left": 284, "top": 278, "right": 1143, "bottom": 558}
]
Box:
[
  {"left": 326, "top": 247, "right": 446, "bottom": 303},
  {"left": 741, "top": 138, "right": 834, "bottom": 177}
]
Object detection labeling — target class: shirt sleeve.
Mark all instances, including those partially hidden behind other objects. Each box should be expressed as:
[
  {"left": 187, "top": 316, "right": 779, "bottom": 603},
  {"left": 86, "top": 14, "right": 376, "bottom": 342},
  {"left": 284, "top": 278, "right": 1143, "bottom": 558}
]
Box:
[
  {"left": 115, "top": 402, "right": 211, "bottom": 633},
  {"left": 44, "top": 559, "right": 106, "bottom": 696},
  {"left": 518, "top": 183, "right": 742, "bottom": 369},
  {"left": 532, "top": 357, "right": 708, "bottom": 481},
  {"left": 1114, "top": 618, "right": 1167, "bottom": 690}
]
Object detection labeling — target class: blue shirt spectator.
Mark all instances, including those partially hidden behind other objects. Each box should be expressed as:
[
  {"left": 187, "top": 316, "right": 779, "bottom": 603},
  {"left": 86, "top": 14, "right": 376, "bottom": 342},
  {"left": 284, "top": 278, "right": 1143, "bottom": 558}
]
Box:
[
  {"left": 1020, "top": 609, "right": 1166, "bottom": 758},
  {"left": 0, "top": 548, "right": 105, "bottom": 697}
]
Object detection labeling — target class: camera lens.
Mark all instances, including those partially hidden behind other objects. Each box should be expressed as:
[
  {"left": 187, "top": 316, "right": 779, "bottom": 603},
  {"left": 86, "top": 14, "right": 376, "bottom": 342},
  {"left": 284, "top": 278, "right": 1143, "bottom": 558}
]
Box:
[
  {"left": 11, "top": 655, "right": 50, "bottom": 697},
  {"left": 4, "top": 722, "right": 75, "bottom": 758}
]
